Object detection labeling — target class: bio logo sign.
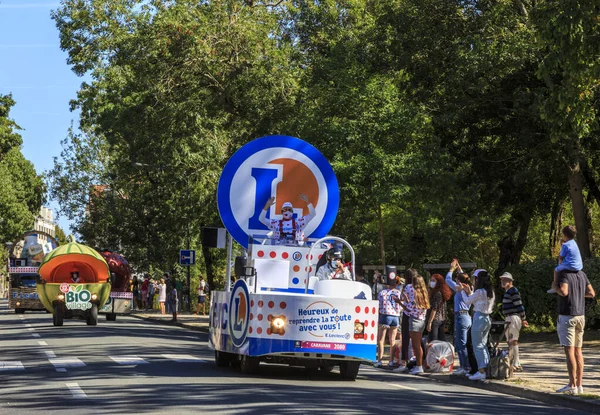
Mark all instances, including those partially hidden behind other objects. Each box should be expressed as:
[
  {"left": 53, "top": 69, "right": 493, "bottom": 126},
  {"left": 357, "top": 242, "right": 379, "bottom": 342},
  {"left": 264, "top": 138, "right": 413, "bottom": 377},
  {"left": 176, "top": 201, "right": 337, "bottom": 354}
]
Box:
[
  {"left": 228, "top": 279, "right": 250, "bottom": 347},
  {"left": 65, "top": 285, "right": 92, "bottom": 311},
  {"left": 217, "top": 135, "right": 339, "bottom": 248}
]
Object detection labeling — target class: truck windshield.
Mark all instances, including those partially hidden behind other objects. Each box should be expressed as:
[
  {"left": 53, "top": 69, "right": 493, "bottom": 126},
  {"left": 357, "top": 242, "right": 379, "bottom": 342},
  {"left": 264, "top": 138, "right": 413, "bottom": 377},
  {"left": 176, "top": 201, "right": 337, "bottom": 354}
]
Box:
[{"left": 14, "top": 275, "right": 37, "bottom": 288}]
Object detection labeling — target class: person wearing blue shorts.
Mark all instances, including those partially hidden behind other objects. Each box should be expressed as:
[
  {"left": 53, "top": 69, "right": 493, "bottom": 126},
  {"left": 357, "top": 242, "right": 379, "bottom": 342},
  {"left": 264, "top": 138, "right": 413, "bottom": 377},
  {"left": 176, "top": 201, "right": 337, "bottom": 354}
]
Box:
[{"left": 374, "top": 266, "right": 402, "bottom": 368}]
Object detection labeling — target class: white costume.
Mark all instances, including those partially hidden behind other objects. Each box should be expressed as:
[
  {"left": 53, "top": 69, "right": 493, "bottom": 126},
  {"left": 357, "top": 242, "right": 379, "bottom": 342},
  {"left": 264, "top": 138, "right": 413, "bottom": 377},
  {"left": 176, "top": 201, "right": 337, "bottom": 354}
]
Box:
[
  {"left": 259, "top": 203, "right": 316, "bottom": 243},
  {"left": 316, "top": 263, "right": 352, "bottom": 281}
]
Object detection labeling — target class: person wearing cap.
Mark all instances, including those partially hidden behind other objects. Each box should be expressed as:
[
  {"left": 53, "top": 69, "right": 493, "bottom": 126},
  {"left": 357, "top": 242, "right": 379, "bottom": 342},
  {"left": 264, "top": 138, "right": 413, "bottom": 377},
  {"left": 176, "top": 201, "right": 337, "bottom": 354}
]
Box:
[
  {"left": 259, "top": 193, "right": 316, "bottom": 244},
  {"left": 374, "top": 266, "right": 403, "bottom": 368},
  {"left": 457, "top": 269, "right": 495, "bottom": 381},
  {"left": 500, "top": 272, "right": 529, "bottom": 373},
  {"left": 315, "top": 248, "right": 352, "bottom": 281},
  {"left": 70, "top": 271, "right": 82, "bottom": 283}
]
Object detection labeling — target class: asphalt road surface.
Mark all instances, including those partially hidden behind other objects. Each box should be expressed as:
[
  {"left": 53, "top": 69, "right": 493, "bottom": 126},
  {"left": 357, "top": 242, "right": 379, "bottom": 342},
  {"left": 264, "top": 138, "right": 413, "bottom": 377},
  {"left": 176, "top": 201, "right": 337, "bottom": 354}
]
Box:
[{"left": 0, "top": 300, "right": 588, "bottom": 415}]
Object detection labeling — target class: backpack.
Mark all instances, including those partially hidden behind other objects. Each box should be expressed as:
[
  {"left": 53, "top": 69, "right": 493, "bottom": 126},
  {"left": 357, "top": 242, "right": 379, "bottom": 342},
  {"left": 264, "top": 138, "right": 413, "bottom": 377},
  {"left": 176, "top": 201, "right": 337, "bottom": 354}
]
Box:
[{"left": 204, "top": 283, "right": 210, "bottom": 295}]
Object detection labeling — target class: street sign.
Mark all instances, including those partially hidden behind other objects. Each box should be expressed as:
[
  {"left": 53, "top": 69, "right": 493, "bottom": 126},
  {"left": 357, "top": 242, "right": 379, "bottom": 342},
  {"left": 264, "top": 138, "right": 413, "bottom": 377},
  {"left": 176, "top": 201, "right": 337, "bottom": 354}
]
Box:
[{"left": 179, "top": 249, "right": 196, "bottom": 266}]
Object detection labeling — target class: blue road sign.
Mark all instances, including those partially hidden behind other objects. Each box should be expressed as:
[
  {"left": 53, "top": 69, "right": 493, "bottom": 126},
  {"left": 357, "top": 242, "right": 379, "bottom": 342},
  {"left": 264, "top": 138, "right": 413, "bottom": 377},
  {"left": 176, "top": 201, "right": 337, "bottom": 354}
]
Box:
[{"left": 179, "top": 249, "right": 196, "bottom": 266}]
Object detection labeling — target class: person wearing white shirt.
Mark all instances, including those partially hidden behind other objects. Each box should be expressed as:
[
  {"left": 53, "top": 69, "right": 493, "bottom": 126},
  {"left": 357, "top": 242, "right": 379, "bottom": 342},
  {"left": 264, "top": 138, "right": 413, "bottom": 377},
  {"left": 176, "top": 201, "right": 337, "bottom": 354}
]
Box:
[{"left": 457, "top": 269, "right": 495, "bottom": 381}]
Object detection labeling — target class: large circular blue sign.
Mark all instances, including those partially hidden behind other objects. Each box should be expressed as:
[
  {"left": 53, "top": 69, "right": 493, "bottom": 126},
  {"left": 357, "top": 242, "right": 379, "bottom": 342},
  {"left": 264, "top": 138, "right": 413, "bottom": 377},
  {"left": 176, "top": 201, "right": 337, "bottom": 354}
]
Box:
[{"left": 217, "top": 135, "right": 339, "bottom": 248}]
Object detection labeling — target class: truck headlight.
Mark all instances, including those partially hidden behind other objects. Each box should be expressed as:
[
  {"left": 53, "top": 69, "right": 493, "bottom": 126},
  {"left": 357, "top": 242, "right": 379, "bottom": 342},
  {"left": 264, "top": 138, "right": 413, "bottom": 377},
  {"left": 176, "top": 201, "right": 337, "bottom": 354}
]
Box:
[
  {"left": 58, "top": 294, "right": 64, "bottom": 300},
  {"left": 16, "top": 302, "right": 21, "bottom": 307},
  {"left": 270, "top": 315, "right": 286, "bottom": 335},
  {"left": 91, "top": 294, "right": 98, "bottom": 300}
]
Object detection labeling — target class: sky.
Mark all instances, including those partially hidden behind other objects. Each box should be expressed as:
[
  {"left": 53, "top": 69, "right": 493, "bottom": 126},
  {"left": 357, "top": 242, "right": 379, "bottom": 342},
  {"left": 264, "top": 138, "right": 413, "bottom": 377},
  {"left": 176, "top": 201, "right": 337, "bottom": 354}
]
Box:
[{"left": 0, "top": 0, "right": 82, "bottom": 234}]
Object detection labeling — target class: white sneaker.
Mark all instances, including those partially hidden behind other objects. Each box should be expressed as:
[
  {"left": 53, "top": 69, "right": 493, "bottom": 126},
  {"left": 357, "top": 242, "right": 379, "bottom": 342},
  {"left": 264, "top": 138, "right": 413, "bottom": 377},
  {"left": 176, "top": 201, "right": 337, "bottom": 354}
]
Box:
[
  {"left": 409, "top": 366, "right": 424, "bottom": 375},
  {"left": 392, "top": 365, "right": 408, "bottom": 373},
  {"left": 453, "top": 368, "right": 466, "bottom": 375},
  {"left": 388, "top": 361, "right": 397, "bottom": 367},
  {"left": 373, "top": 361, "right": 382, "bottom": 368},
  {"left": 578, "top": 386, "right": 584, "bottom": 394},
  {"left": 547, "top": 288, "right": 557, "bottom": 294},
  {"left": 556, "top": 385, "right": 577, "bottom": 394},
  {"left": 468, "top": 371, "right": 487, "bottom": 381}
]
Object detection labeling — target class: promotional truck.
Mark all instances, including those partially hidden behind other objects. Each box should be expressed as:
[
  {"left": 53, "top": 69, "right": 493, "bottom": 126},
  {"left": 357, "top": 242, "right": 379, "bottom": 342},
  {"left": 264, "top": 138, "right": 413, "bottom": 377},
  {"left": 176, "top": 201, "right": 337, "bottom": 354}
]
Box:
[
  {"left": 210, "top": 135, "right": 377, "bottom": 380},
  {"left": 36, "top": 242, "right": 111, "bottom": 326},
  {"left": 7, "top": 230, "right": 58, "bottom": 314},
  {"left": 99, "top": 250, "right": 133, "bottom": 321}
]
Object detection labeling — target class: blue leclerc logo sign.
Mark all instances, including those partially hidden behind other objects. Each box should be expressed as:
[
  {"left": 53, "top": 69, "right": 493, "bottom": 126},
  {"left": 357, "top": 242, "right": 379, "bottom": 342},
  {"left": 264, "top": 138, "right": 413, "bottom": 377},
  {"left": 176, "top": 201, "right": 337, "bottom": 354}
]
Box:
[
  {"left": 228, "top": 279, "right": 251, "bottom": 347},
  {"left": 217, "top": 135, "right": 339, "bottom": 248}
]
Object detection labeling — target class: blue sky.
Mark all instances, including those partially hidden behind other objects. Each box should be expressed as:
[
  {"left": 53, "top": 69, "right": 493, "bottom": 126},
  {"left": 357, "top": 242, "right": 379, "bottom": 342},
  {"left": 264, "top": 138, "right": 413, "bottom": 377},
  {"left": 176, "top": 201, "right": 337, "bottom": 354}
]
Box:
[{"left": 0, "top": 1, "right": 81, "bottom": 233}]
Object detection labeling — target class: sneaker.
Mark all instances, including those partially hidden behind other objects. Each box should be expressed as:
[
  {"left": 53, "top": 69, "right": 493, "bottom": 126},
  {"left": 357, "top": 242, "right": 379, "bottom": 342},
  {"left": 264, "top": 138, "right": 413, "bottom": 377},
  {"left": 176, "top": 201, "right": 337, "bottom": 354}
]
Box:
[
  {"left": 393, "top": 365, "right": 409, "bottom": 373},
  {"left": 578, "top": 386, "right": 584, "bottom": 394},
  {"left": 512, "top": 365, "right": 524, "bottom": 372},
  {"left": 453, "top": 368, "right": 467, "bottom": 376},
  {"left": 556, "top": 385, "right": 577, "bottom": 394},
  {"left": 373, "top": 361, "right": 383, "bottom": 368},
  {"left": 547, "top": 288, "right": 557, "bottom": 294},
  {"left": 388, "top": 361, "right": 397, "bottom": 367},
  {"left": 468, "top": 372, "right": 487, "bottom": 381},
  {"left": 409, "top": 366, "right": 424, "bottom": 375}
]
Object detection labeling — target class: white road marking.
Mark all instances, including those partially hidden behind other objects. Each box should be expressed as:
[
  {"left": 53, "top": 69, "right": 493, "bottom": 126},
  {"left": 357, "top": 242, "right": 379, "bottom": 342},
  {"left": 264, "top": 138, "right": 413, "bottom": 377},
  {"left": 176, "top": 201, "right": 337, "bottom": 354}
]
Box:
[
  {"left": 110, "top": 355, "right": 148, "bottom": 365},
  {"left": 31, "top": 333, "right": 41, "bottom": 338},
  {"left": 0, "top": 361, "right": 25, "bottom": 371},
  {"left": 388, "top": 382, "right": 438, "bottom": 396},
  {"left": 25, "top": 323, "right": 32, "bottom": 327},
  {"left": 27, "top": 328, "right": 35, "bottom": 331},
  {"left": 44, "top": 351, "right": 56, "bottom": 358},
  {"left": 65, "top": 382, "right": 87, "bottom": 399},
  {"left": 37, "top": 341, "right": 48, "bottom": 346},
  {"left": 161, "top": 354, "right": 206, "bottom": 363},
  {"left": 49, "top": 358, "right": 85, "bottom": 368}
]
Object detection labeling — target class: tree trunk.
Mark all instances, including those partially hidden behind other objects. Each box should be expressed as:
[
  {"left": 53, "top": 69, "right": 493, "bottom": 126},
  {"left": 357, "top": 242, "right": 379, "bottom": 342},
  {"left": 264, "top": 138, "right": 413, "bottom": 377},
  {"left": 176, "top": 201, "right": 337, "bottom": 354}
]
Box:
[
  {"left": 568, "top": 162, "right": 591, "bottom": 258},
  {"left": 549, "top": 197, "right": 565, "bottom": 257},
  {"left": 581, "top": 159, "right": 600, "bottom": 207},
  {"left": 377, "top": 203, "right": 386, "bottom": 268},
  {"left": 496, "top": 214, "right": 531, "bottom": 276},
  {"left": 586, "top": 191, "right": 594, "bottom": 254}
]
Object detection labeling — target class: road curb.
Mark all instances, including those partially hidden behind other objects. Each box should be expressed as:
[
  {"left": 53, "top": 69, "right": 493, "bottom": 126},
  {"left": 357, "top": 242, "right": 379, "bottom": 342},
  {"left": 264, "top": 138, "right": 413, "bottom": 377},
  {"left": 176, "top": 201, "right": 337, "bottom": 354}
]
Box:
[
  {"left": 129, "top": 313, "right": 209, "bottom": 333},
  {"left": 430, "top": 373, "right": 600, "bottom": 414}
]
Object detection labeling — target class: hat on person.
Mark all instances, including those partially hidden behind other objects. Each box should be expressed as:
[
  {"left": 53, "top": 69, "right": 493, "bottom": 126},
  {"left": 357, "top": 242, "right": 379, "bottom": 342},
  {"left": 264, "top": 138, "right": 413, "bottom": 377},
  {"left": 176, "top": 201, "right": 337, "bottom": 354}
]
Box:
[
  {"left": 282, "top": 202, "right": 293, "bottom": 210},
  {"left": 499, "top": 272, "right": 513, "bottom": 281},
  {"left": 472, "top": 269, "right": 486, "bottom": 278}
]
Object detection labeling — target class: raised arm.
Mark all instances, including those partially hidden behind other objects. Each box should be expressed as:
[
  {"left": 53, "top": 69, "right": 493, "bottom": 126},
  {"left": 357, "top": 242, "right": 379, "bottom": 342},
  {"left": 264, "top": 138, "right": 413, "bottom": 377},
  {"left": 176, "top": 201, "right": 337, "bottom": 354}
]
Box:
[
  {"left": 259, "top": 197, "right": 276, "bottom": 228},
  {"left": 299, "top": 193, "right": 316, "bottom": 222}
]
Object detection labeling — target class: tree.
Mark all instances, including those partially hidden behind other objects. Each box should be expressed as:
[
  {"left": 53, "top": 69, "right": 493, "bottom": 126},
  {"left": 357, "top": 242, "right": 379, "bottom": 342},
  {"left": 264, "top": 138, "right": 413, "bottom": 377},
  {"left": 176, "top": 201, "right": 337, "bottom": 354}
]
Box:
[{"left": 0, "top": 94, "right": 45, "bottom": 246}]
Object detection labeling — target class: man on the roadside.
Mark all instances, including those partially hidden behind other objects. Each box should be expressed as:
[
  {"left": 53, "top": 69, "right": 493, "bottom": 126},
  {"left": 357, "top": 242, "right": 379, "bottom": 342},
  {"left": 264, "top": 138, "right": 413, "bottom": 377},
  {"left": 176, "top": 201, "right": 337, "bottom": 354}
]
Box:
[
  {"left": 553, "top": 268, "right": 595, "bottom": 395},
  {"left": 499, "top": 272, "right": 528, "bottom": 372}
]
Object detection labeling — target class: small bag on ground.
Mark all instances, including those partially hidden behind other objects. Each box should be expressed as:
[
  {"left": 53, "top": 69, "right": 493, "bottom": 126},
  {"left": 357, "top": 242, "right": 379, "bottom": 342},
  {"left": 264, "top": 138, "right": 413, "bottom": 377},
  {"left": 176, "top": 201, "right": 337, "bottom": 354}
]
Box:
[{"left": 424, "top": 340, "right": 455, "bottom": 373}]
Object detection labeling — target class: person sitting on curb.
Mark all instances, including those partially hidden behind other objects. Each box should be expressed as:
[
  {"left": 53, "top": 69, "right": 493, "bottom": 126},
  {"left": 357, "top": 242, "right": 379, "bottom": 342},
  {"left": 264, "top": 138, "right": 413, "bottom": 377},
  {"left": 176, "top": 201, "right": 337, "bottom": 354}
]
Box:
[{"left": 499, "top": 272, "right": 529, "bottom": 372}]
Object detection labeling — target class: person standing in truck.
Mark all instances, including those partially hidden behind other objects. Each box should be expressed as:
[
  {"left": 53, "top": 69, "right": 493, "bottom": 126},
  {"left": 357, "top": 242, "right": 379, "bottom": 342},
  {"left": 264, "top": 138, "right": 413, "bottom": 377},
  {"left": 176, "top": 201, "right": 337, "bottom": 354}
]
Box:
[{"left": 259, "top": 194, "right": 316, "bottom": 244}]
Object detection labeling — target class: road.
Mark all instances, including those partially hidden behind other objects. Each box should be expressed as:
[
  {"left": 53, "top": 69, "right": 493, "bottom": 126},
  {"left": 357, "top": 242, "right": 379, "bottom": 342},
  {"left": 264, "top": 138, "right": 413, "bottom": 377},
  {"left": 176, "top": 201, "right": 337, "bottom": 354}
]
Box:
[{"left": 0, "top": 300, "right": 588, "bottom": 415}]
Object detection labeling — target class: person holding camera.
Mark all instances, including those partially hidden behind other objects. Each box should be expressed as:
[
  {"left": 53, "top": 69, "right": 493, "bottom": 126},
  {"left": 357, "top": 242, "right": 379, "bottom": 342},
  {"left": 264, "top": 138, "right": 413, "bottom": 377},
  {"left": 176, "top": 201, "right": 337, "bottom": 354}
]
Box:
[{"left": 457, "top": 269, "right": 495, "bottom": 381}]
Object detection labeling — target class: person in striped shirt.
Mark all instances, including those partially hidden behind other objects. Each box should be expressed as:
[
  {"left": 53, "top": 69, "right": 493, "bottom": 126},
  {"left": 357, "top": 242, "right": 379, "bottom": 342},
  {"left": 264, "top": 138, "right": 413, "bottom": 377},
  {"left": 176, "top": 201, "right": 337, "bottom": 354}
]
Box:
[{"left": 500, "top": 272, "right": 529, "bottom": 372}]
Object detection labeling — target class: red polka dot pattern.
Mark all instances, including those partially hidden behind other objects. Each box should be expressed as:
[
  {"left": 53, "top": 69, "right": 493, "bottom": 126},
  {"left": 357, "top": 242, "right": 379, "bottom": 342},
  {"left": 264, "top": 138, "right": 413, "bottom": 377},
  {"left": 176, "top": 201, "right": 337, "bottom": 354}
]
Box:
[
  {"left": 270, "top": 251, "right": 277, "bottom": 258},
  {"left": 280, "top": 302, "right": 287, "bottom": 309},
  {"left": 257, "top": 251, "right": 264, "bottom": 258},
  {"left": 282, "top": 252, "right": 289, "bottom": 259},
  {"left": 268, "top": 301, "right": 274, "bottom": 308}
]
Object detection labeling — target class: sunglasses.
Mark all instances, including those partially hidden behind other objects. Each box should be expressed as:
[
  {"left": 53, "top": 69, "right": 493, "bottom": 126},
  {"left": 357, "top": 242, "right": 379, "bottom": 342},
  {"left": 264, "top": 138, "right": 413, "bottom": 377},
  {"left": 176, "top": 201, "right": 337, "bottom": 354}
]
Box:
[{"left": 282, "top": 208, "right": 293, "bottom": 212}]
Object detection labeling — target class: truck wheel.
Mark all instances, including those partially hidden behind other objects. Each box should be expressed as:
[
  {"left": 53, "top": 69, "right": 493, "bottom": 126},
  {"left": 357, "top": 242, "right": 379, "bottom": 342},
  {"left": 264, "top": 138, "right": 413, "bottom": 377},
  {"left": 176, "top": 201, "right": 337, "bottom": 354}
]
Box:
[
  {"left": 87, "top": 305, "right": 98, "bottom": 326},
  {"left": 53, "top": 304, "right": 63, "bottom": 326},
  {"left": 339, "top": 361, "right": 360, "bottom": 381},
  {"left": 240, "top": 355, "right": 260, "bottom": 374},
  {"left": 215, "top": 350, "right": 232, "bottom": 367},
  {"left": 106, "top": 313, "right": 117, "bottom": 322}
]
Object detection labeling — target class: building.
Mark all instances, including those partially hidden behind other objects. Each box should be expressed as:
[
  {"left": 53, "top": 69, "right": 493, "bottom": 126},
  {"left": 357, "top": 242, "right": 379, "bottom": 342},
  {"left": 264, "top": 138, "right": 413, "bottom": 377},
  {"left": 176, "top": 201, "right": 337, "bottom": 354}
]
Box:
[{"left": 35, "top": 207, "right": 56, "bottom": 243}]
